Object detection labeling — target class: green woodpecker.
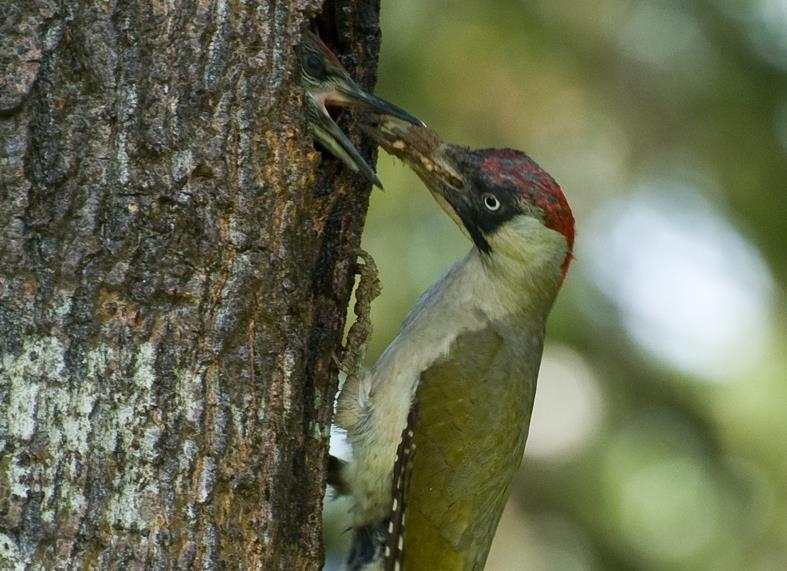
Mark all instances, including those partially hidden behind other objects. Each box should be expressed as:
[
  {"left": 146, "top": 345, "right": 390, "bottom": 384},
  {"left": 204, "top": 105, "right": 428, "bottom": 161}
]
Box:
[
  {"left": 334, "top": 121, "right": 574, "bottom": 570},
  {"left": 300, "top": 31, "right": 423, "bottom": 188}
]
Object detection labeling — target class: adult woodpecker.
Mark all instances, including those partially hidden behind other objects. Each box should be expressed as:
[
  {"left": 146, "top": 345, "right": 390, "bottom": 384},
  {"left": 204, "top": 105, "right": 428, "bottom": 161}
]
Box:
[
  {"left": 300, "top": 31, "right": 423, "bottom": 188},
  {"left": 334, "top": 120, "right": 574, "bottom": 570}
]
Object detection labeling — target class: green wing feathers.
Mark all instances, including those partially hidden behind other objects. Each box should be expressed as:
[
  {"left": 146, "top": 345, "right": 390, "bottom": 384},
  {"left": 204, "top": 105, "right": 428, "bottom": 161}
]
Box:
[{"left": 402, "top": 328, "right": 541, "bottom": 570}]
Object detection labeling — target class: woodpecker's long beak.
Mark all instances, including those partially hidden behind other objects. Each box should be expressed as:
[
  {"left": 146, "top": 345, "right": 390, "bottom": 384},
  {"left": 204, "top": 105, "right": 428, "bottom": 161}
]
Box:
[{"left": 362, "top": 119, "right": 468, "bottom": 228}]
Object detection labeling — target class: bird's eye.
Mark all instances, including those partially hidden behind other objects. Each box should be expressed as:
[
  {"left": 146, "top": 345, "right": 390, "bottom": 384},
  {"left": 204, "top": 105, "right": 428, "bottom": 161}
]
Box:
[
  {"left": 304, "top": 53, "right": 324, "bottom": 78},
  {"left": 483, "top": 194, "right": 501, "bottom": 212}
]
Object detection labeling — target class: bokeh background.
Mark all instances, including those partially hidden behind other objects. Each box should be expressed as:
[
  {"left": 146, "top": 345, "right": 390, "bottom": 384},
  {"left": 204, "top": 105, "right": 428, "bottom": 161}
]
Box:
[{"left": 325, "top": 1, "right": 787, "bottom": 569}]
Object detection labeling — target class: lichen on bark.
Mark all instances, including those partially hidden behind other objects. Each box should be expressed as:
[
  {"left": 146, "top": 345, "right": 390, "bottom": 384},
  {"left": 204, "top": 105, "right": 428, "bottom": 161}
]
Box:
[{"left": 0, "top": 0, "right": 382, "bottom": 568}]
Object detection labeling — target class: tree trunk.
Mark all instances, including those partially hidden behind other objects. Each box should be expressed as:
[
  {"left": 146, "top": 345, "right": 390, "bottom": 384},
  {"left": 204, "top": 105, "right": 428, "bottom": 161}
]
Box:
[{"left": 0, "top": 1, "right": 381, "bottom": 568}]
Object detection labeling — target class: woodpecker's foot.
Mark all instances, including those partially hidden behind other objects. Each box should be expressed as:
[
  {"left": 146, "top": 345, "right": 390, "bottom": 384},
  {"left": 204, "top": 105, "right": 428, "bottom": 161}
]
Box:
[
  {"left": 336, "top": 248, "right": 381, "bottom": 378},
  {"left": 327, "top": 454, "right": 350, "bottom": 496}
]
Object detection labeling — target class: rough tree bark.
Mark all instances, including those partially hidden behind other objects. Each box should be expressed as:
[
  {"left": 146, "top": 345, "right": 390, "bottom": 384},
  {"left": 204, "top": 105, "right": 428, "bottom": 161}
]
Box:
[{"left": 0, "top": 1, "right": 382, "bottom": 568}]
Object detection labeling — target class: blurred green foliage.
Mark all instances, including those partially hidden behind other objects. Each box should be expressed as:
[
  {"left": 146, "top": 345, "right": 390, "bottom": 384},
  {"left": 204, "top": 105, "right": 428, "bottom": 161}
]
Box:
[{"left": 325, "top": 1, "right": 787, "bottom": 569}]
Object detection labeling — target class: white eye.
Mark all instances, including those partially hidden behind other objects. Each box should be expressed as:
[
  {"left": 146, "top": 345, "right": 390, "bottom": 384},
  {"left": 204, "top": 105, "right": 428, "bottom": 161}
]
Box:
[{"left": 483, "top": 194, "right": 501, "bottom": 211}]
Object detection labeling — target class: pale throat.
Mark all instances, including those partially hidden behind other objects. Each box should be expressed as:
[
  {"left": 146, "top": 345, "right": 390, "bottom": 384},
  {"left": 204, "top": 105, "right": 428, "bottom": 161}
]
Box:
[{"left": 481, "top": 217, "right": 570, "bottom": 318}]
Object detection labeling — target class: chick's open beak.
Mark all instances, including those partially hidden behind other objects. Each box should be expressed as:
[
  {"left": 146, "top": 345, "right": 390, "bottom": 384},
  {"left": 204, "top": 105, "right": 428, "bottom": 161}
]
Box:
[
  {"left": 308, "top": 90, "right": 385, "bottom": 188},
  {"left": 302, "top": 32, "right": 424, "bottom": 188},
  {"left": 328, "top": 83, "right": 425, "bottom": 128}
]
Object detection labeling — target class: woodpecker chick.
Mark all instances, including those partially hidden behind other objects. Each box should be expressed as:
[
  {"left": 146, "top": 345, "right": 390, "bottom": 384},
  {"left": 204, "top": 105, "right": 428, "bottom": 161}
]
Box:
[
  {"left": 336, "top": 120, "right": 574, "bottom": 570},
  {"left": 300, "top": 32, "right": 424, "bottom": 188}
]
